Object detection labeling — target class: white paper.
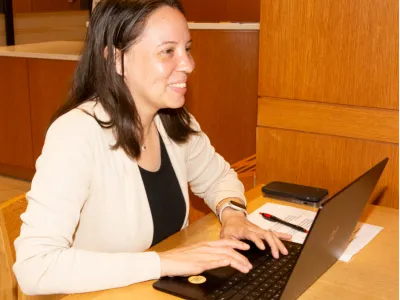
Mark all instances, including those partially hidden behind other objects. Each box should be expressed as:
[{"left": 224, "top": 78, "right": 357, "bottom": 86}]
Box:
[
  {"left": 247, "top": 202, "right": 383, "bottom": 262},
  {"left": 247, "top": 203, "right": 316, "bottom": 244},
  {"left": 339, "top": 223, "right": 383, "bottom": 262}
]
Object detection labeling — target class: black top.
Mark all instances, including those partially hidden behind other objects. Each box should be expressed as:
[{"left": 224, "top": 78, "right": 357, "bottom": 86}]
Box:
[{"left": 139, "top": 134, "right": 186, "bottom": 246}]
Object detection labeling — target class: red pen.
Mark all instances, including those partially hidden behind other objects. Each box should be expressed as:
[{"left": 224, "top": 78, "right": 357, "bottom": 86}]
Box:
[{"left": 260, "top": 212, "right": 309, "bottom": 234}]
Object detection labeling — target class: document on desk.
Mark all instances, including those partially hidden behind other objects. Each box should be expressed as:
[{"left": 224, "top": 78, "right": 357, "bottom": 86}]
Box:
[{"left": 248, "top": 203, "right": 383, "bottom": 262}]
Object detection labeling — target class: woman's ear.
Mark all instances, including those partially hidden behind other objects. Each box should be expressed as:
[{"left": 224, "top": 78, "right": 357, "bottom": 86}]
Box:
[{"left": 103, "top": 46, "right": 123, "bottom": 76}]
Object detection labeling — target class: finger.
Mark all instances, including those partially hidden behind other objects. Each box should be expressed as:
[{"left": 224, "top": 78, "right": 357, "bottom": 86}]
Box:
[
  {"left": 202, "top": 256, "right": 250, "bottom": 274},
  {"left": 202, "top": 258, "right": 231, "bottom": 272},
  {"left": 209, "top": 239, "right": 250, "bottom": 251},
  {"left": 244, "top": 230, "right": 266, "bottom": 250},
  {"left": 204, "top": 245, "right": 252, "bottom": 269},
  {"left": 272, "top": 234, "right": 288, "bottom": 255},
  {"left": 274, "top": 232, "right": 292, "bottom": 241},
  {"left": 263, "top": 231, "right": 280, "bottom": 259},
  {"left": 229, "top": 258, "right": 251, "bottom": 273}
]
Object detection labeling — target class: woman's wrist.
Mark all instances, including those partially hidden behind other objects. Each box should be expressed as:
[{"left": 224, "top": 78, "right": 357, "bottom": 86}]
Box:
[{"left": 220, "top": 207, "right": 247, "bottom": 223}]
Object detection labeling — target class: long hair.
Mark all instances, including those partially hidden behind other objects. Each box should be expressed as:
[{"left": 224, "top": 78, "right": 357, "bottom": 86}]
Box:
[{"left": 50, "top": 0, "right": 197, "bottom": 160}]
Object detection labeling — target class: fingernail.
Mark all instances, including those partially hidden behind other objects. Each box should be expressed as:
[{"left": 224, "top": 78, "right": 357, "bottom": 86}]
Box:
[{"left": 274, "top": 251, "right": 279, "bottom": 258}]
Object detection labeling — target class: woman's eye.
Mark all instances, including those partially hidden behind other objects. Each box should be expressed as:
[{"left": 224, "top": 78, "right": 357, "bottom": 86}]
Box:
[
  {"left": 186, "top": 47, "right": 192, "bottom": 53},
  {"left": 163, "top": 48, "right": 174, "bottom": 55}
]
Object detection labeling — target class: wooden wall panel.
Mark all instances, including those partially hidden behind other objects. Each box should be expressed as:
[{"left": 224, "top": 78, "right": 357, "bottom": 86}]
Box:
[
  {"left": 12, "top": 0, "right": 32, "bottom": 13},
  {"left": 0, "top": 14, "right": 5, "bottom": 46},
  {"left": 258, "top": 97, "right": 399, "bottom": 143},
  {"left": 0, "top": 57, "right": 34, "bottom": 172},
  {"left": 14, "top": 11, "right": 88, "bottom": 45},
  {"left": 226, "top": 0, "right": 260, "bottom": 23},
  {"left": 28, "top": 59, "right": 77, "bottom": 162},
  {"left": 256, "top": 127, "right": 399, "bottom": 208},
  {"left": 185, "top": 30, "right": 259, "bottom": 223},
  {"left": 31, "top": 0, "right": 81, "bottom": 12},
  {"left": 181, "top": 0, "right": 225, "bottom": 22},
  {"left": 181, "top": 0, "right": 260, "bottom": 22},
  {"left": 258, "top": 0, "right": 399, "bottom": 110},
  {"left": 186, "top": 30, "right": 259, "bottom": 164}
]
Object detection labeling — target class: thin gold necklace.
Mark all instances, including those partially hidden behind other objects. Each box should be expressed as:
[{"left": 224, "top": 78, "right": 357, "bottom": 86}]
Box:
[{"left": 141, "top": 123, "right": 152, "bottom": 152}]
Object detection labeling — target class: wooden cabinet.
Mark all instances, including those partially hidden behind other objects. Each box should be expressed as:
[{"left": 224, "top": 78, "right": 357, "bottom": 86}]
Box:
[
  {"left": 181, "top": 0, "right": 260, "bottom": 22},
  {"left": 31, "top": 0, "right": 81, "bottom": 13},
  {"left": 12, "top": 0, "right": 82, "bottom": 13},
  {"left": 12, "top": 0, "right": 32, "bottom": 13},
  {"left": 0, "top": 57, "right": 34, "bottom": 179},
  {"left": 256, "top": 0, "right": 399, "bottom": 208},
  {"left": 0, "top": 57, "right": 76, "bottom": 179},
  {"left": 28, "top": 59, "right": 77, "bottom": 161}
]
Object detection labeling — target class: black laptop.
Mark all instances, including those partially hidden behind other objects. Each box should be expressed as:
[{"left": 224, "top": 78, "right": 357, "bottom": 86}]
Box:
[{"left": 153, "top": 158, "right": 388, "bottom": 300}]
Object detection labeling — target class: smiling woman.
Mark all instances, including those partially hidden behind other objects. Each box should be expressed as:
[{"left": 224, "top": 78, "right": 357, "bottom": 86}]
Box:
[{"left": 12, "top": 0, "right": 289, "bottom": 296}]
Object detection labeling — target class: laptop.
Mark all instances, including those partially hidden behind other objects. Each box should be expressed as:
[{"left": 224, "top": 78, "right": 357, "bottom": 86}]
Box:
[{"left": 153, "top": 158, "right": 388, "bottom": 300}]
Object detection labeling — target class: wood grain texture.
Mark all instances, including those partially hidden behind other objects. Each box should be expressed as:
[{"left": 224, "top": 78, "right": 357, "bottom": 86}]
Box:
[
  {"left": 185, "top": 30, "right": 259, "bottom": 223},
  {"left": 258, "top": 97, "right": 399, "bottom": 143},
  {"left": 12, "top": 0, "right": 32, "bottom": 13},
  {"left": 181, "top": 0, "right": 260, "bottom": 22},
  {"left": 28, "top": 59, "right": 77, "bottom": 162},
  {"left": 256, "top": 127, "right": 399, "bottom": 208},
  {"left": 0, "top": 14, "right": 5, "bottom": 46},
  {"left": 31, "top": 0, "right": 81, "bottom": 12},
  {"left": 0, "top": 213, "right": 17, "bottom": 300},
  {"left": 186, "top": 30, "right": 259, "bottom": 164},
  {"left": 0, "top": 194, "right": 26, "bottom": 261},
  {"left": 0, "top": 57, "right": 34, "bottom": 171},
  {"left": 14, "top": 11, "right": 89, "bottom": 45},
  {"left": 0, "top": 164, "right": 34, "bottom": 182},
  {"left": 258, "top": 0, "right": 399, "bottom": 110}
]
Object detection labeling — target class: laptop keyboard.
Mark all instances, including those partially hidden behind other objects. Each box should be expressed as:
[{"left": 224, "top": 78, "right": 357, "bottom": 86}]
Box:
[{"left": 205, "top": 242, "right": 302, "bottom": 300}]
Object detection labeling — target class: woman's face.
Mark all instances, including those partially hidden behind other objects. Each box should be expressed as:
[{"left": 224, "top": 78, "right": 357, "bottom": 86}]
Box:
[{"left": 122, "top": 6, "right": 194, "bottom": 115}]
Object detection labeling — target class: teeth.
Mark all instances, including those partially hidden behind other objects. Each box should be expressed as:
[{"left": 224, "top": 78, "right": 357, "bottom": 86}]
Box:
[{"left": 169, "top": 83, "right": 186, "bottom": 88}]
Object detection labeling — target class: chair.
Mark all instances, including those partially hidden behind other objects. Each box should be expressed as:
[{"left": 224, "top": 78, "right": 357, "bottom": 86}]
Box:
[
  {"left": 0, "top": 194, "right": 65, "bottom": 300},
  {"left": 0, "top": 194, "right": 26, "bottom": 300},
  {"left": 231, "top": 154, "right": 257, "bottom": 191}
]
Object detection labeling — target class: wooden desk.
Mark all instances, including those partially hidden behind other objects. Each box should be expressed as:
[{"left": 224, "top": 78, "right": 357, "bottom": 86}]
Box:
[{"left": 64, "top": 186, "right": 399, "bottom": 300}]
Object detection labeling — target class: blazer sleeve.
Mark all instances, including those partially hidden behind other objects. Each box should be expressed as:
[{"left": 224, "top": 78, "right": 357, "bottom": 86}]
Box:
[
  {"left": 13, "top": 110, "right": 160, "bottom": 296},
  {"left": 185, "top": 116, "right": 246, "bottom": 215}
]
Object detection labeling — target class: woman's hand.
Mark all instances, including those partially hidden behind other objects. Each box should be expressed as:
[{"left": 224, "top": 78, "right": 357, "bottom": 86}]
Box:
[
  {"left": 220, "top": 208, "right": 292, "bottom": 259},
  {"left": 158, "top": 239, "right": 253, "bottom": 277}
]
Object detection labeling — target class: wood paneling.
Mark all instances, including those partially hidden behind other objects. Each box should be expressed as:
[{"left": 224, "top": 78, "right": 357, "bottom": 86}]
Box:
[
  {"left": 186, "top": 30, "right": 259, "bottom": 164},
  {"left": 258, "top": 0, "right": 399, "bottom": 110},
  {"left": 28, "top": 59, "right": 77, "bottom": 161},
  {"left": 258, "top": 97, "right": 399, "bottom": 143},
  {"left": 31, "top": 0, "right": 81, "bottom": 12},
  {"left": 184, "top": 30, "right": 259, "bottom": 223},
  {"left": 181, "top": 0, "right": 225, "bottom": 22},
  {"left": 0, "top": 57, "right": 33, "bottom": 172},
  {"left": 256, "top": 127, "right": 399, "bottom": 208},
  {"left": 181, "top": 0, "right": 260, "bottom": 22},
  {"left": 12, "top": 0, "right": 31, "bottom": 13},
  {"left": 0, "top": 14, "right": 5, "bottom": 46},
  {"left": 226, "top": 0, "right": 260, "bottom": 23},
  {"left": 14, "top": 11, "right": 88, "bottom": 45}
]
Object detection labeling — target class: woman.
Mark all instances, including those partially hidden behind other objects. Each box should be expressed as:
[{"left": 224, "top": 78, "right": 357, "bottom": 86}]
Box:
[{"left": 13, "top": 0, "right": 291, "bottom": 295}]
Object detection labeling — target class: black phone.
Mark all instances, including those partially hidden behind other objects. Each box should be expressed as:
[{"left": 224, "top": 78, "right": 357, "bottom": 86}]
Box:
[{"left": 262, "top": 181, "right": 328, "bottom": 207}]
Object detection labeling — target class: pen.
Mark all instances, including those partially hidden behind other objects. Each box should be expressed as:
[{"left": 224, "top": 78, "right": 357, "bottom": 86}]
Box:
[{"left": 260, "top": 212, "right": 309, "bottom": 233}]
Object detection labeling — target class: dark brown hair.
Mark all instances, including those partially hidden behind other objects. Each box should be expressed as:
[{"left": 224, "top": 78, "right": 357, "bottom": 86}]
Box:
[{"left": 51, "top": 0, "right": 197, "bottom": 160}]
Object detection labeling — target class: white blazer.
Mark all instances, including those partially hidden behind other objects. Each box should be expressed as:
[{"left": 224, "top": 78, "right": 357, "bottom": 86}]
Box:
[{"left": 13, "top": 101, "right": 245, "bottom": 295}]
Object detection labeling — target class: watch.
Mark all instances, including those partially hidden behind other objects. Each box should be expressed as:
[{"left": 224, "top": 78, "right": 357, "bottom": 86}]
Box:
[{"left": 218, "top": 200, "right": 248, "bottom": 222}]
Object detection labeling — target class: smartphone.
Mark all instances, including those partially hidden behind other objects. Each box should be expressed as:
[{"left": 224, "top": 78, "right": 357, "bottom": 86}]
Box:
[{"left": 262, "top": 181, "right": 328, "bottom": 207}]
